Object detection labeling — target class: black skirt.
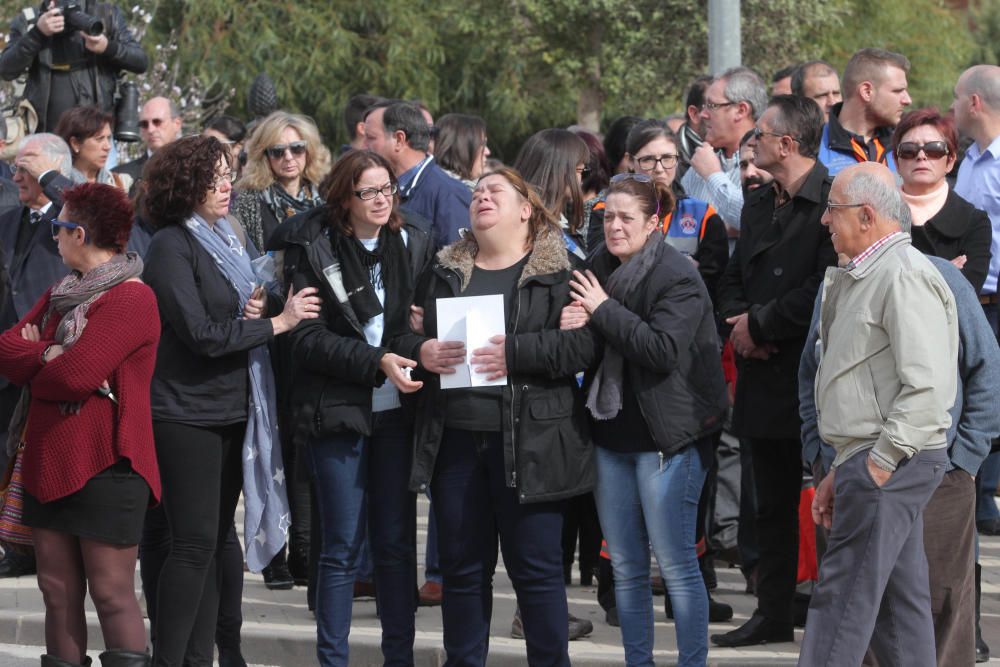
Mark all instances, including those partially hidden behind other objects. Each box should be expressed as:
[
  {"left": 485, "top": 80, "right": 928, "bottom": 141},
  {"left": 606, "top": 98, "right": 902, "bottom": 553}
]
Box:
[{"left": 23, "top": 459, "right": 149, "bottom": 545}]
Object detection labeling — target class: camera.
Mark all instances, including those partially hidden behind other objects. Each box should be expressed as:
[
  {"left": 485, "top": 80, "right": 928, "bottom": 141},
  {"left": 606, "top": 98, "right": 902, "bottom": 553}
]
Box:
[
  {"left": 47, "top": 0, "right": 104, "bottom": 36},
  {"left": 114, "top": 81, "right": 140, "bottom": 142}
]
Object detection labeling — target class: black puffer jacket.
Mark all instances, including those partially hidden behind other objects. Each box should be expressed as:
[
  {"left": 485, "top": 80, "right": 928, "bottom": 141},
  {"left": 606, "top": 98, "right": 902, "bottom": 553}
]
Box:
[
  {"left": 269, "top": 205, "right": 434, "bottom": 446},
  {"left": 0, "top": 2, "right": 148, "bottom": 131},
  {"left": 398, "top": 226, "right": 599, "bottom": 504},
  {"left": 586, "top": 242, "right": 728, "bottom": 453}
]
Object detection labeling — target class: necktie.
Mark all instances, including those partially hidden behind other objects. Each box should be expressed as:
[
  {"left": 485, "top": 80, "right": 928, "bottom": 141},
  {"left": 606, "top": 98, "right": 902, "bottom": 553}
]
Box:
[{"left": 29, "top": 210, "right": 42, "bottom": 225}]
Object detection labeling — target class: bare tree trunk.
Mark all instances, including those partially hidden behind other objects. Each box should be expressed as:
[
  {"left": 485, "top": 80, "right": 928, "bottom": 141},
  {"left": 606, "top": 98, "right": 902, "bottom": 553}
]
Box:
[{"left": 576, "top": 22, "right": 604, "bottom": 132}]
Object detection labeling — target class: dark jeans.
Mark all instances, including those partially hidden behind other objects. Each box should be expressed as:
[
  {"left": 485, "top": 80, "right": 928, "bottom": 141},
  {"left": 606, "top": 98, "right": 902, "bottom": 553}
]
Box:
[
  {"left": 432, "top": 428, "right": 569, "bottom": 667},
  {"left": 150, "top": 420, "right": 245, "bottom": 667},
  {"left": 976, "top": 303, "right": 1000, "bottom": 523},
  {"left": 309, "top": 408, "right": 417, "bottom": 667},
  {"left": 748, "top": 437, "right": 802, "bottom": 627},
  {"left": 139, "top": 507, "right": 244, "bottom": 655}
]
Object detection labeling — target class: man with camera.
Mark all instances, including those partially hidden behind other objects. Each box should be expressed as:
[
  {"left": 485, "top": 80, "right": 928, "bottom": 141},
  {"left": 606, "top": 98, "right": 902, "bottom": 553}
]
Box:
[{"left": 0, "top": 0, "right": 147, "bottom": 133}]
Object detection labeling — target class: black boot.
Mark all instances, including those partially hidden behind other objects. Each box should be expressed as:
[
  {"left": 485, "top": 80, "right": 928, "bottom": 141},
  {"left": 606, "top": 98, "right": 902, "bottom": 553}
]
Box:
[
  {"left": 977, "top": 563, "right": 990, "bottom": 663},
  {"left": 97, "top": 650, "right": 150, "bottom": 667},
  {"left": 41, "top": 656, "right": 92, "bottom": 667}
]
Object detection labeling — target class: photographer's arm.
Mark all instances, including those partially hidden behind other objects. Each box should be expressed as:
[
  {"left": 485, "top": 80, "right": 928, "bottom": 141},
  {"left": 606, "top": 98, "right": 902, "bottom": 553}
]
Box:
[
  {"left": 0, "top": 14, "right": 47, "bottom": 81},
  {"left": 97, "top": 5, "right": 147, "bottom": 74}
]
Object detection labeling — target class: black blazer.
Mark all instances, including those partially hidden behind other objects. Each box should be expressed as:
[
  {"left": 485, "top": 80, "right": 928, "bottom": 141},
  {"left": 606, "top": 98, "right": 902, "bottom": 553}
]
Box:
[
  {"left": 911, "top": 189, "right": 992, "bottom": 294},
  {"left": 717, "top": 161, "right": 838, "bottom": 440},
  {"left": 143, "top": 223, "right": 281, "bottom": 426}
]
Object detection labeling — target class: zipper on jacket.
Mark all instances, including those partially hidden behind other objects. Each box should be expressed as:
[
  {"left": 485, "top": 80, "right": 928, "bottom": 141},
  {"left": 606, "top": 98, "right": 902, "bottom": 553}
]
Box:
[{"left": 509, "top": 289, "right": 522, "bottom": 488}]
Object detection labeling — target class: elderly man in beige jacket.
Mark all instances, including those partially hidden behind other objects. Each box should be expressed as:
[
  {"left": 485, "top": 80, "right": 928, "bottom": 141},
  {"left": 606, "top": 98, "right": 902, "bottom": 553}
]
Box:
[{"left": 799, "top": 162, "right": 959, "bottom": 667}]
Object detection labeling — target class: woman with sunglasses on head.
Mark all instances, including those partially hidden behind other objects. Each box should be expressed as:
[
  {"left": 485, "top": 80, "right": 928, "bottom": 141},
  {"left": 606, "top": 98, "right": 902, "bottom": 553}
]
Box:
[
  {"left": 513, "top": 128, "right": 592, "bottom": 262},
  {"left": 894, "top": 108, "right": 992, "bottom": 293},
  {"left": 268, "top": 149, "right": 433, "bottom": 666},
  {"left": 563, "top": 174, "right": 728, "bottom": 667},
  {"left": 140, "top": 135, "right": 320, "bottom": 667},
  {"left": 397, "top": 166, "right": 597, "bottom": 665},
  {"left": 232, "top": 111, "right": 332, "bottom": 252},
  {"left": 54, "top": 106, "right": 133, "bottom": 192},
  {"left": 0, "top": 182, "right": 158, "bottom": 667}
]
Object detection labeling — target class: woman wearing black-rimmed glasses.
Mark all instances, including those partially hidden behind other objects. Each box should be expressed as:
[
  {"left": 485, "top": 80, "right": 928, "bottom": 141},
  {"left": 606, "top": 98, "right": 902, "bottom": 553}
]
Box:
[
  {"left": 232, "top": 111, "right": 332, "bottom": 252},
  {"left": 269, "top": 149, "right": 434, "bottom": 666},
  {"left": 893, "top": 108, "right": 992, "bottom": 293}
]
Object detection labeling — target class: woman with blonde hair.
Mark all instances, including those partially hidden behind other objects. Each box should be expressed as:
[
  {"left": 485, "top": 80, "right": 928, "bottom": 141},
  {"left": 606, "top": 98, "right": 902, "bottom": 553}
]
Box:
[{"left": 232, "top": 111, "right": 332, "bottom": 251}]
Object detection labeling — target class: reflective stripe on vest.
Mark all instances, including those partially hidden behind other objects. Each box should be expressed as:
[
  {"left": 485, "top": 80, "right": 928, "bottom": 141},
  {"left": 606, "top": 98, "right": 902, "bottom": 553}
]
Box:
[
  {"left": 661, "top": 197, "right": 711, "bottom": 256},
  {"left": 819, "top": 124, "right": 898, "bottom": 177}
]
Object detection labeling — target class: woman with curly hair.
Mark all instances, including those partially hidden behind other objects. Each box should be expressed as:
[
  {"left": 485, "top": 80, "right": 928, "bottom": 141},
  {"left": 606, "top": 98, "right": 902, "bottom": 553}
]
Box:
[
  {"left": 232, "top": 111, "right": 331, "bottom": 251},
  {"left": 140, "top": 135, "right": 321, "bottom": 666},
  {"left": 54, "top": 106, "right": 133, "bottom": 192},
  {"left": 0, "top": 182, "right": 157, "bottom": 667}
]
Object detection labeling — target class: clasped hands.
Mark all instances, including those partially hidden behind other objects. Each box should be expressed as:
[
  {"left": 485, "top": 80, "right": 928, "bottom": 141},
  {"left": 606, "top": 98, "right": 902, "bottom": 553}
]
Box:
[{"left": 725, "top": 312, "right": 778, "bottom": 360}]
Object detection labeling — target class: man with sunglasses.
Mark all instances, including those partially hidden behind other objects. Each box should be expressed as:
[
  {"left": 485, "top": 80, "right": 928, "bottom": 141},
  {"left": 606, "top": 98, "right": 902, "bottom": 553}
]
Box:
[
  {"left": 713, "top": 95, "right": 838, "bottom": 648},
  {"left": 113, "top": 96, "right": 183, "bottom": 188},
  {"left": 0, "top": 132, "right": 73, "bottom": 577},
  {"left": 818, "top": 48, "right": 912, "bottom": 177}
]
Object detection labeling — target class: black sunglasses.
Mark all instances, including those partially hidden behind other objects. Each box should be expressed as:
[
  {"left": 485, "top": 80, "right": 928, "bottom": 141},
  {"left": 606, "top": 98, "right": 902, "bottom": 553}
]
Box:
[
  {"left": 52, "top": 220, "right": 88, "bottom": 241},
  {"left": 895, "top": 141, "right": 949, "bottom": 161},
  {"left": 266, "top": 141, "right": 308, "bottom": 160}
]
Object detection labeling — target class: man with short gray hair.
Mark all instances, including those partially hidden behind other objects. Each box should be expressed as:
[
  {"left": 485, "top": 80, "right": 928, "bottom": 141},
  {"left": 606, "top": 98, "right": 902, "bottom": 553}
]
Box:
[
  {"left": 682, "top": 66, "right": 768, "bottom": 231},
  {"left": 801, "top": 162, "right": 958, "bottom": 666},
  {"left": 365, "top": 100, "right": 470, "bottom": 247}
]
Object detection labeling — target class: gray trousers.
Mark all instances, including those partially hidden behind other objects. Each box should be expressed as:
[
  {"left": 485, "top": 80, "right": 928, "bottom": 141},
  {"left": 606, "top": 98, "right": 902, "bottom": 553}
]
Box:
[{"left": 799, "top": 447, "right": 947, "bottom": 667}]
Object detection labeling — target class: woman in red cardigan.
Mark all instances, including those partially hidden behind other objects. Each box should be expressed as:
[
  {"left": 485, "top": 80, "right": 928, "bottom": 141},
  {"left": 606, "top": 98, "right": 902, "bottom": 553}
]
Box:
[{"left": 0, "top": 182, "right": 160, "bottom": 667}]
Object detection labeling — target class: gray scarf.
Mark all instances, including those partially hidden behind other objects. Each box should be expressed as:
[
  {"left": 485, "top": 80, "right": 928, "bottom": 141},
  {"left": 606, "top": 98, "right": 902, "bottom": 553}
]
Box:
[{"left": 586, "top": 231, "right": 666, "bottom": 420}]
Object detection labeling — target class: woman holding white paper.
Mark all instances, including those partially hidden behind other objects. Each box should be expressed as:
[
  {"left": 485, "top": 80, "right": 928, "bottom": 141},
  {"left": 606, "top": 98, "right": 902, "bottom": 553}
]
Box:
[
  {"left": 398, "top": 166, "right": 598, "bottom": 666},
  {"left": 563, "top": 174, "right": 728, "bottom": 667},
  {"left": 272, "top": 149, "right": 435, "bottom": 667}
]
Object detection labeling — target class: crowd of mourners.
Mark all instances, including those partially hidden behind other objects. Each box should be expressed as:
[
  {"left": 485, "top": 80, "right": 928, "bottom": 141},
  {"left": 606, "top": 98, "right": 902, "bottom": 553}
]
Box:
[{"left": 1, "top": 5, "right": 1000, "bottom": 667}]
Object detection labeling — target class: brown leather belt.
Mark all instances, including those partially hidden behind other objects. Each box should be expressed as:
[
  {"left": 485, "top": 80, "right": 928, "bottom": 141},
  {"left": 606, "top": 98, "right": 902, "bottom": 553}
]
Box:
[{"left": 980, "top": 293, "right": 999, "bottom": 305}]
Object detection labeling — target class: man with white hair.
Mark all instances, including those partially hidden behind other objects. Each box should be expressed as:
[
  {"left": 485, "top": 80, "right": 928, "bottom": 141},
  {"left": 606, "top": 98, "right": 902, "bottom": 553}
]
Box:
[
  {"left": 801, "top": 162, "right": 958, "bottom": 666},
  {"left": 0, "top": 133, "right": 73, "bottom": 578}
]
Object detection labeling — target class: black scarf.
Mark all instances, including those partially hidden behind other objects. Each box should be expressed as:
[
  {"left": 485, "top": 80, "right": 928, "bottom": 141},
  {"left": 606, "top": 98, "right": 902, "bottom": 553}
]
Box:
[{"left": 331, "top": 225, "right": 412, "bottom": 343}]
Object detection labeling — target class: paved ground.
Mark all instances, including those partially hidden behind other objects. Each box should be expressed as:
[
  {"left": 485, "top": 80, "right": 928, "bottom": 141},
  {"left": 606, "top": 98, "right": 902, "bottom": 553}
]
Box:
[{"left": 3, "top": 497, "right": 1000, "bottom": 666}]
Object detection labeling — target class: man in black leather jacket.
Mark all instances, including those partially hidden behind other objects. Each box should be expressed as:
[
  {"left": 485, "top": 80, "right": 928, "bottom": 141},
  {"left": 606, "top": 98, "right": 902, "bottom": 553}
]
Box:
[{"left": 0, "top": 0, "right": 147, "bottom": 132}]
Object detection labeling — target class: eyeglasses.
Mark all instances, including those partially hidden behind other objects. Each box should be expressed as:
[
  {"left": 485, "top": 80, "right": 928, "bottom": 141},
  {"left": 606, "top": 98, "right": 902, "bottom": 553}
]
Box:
[
  {"left": 139, "top": 118, "right": 167, "bottom": 130},
  {"left": 209, "top": 170, "right": 237, "bottom": 191},
  {"left": 701, "top": 100, "right": 738, "bottom": 112},
  {"left": 266, "top": 141, "right": 308, "bottom": 160},
  {"left": 895, "top": 141, "right": 949, "bottom": 161},
  {"left": 635, "top": 154, "right": 679, "bottom": 171},
  {"left": 825, "top": 202, "right": 865, "bottom": 213},
  {"left": 609, "top": 173, "right": 661, "bottom": 218},
  {"left": 52, "top": 220, "right": 87, "bottom": 241},
  {"left": 354, "top": 183, "right": 398, "bottom": 201},
  {"left": 752, "top": 127, "right": 800, "bottom": 143},
  {"left": 575, "top": 165, "right": 592, "bottom": 179}
]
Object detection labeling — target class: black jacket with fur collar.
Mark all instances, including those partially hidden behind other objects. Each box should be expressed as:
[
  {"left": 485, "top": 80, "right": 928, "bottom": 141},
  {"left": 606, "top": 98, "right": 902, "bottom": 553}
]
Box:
[{"left": 398, "top": 226, "right": 599, "bottom": 503}]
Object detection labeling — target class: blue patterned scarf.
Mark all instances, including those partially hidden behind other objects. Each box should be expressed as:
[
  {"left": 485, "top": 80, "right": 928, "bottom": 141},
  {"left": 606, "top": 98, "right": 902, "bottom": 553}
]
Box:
[{"left": 184, "top": 214, "right": 289, "bottom": 572}]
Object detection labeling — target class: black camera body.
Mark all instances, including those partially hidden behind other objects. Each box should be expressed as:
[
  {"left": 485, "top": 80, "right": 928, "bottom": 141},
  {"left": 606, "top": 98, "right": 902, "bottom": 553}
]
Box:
[{"left": 47, "top": 0, "right": 104, "bottom": 36}]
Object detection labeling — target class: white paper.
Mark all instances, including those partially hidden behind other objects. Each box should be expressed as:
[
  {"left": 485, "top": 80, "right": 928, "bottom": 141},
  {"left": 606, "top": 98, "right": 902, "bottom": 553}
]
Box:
[{"left": 436, "top": 294, "right": 508, "bottom": 389}]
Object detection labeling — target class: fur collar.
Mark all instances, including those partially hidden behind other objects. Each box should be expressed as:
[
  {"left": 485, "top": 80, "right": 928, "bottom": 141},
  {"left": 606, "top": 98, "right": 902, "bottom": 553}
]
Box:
[{"left": 436, "top": 225, "right": 571, "bottom": 291}]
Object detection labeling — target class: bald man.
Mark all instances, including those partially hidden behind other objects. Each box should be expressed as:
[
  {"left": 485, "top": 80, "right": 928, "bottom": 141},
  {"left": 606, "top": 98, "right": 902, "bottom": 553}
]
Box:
[
  {"left": 951, "top": 63, "right": 1000, "bottom": 661},
  {"left": 113, "top": 96, "right": 183, "bottom": 184},
  {"left": 801, "top": 162, "right": 958, "bottom": 667}
]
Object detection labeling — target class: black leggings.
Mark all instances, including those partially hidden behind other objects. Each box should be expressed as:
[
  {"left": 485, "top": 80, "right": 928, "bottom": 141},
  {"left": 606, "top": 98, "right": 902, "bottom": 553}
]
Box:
[{"left": 151, "top": 420, "right": 245, "bottom": 667}]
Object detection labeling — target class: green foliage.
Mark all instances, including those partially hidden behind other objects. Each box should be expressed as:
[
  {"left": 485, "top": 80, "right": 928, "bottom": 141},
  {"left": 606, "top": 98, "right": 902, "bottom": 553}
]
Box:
[
  {"left": 969, "top": 0, "right": 1000, "bottom": 66},
  {"left": 812, "top": 0, "right": 975, "bottom": 109},
  {"left": 0, "top": 0, "right": 978, "bottom": 157}
]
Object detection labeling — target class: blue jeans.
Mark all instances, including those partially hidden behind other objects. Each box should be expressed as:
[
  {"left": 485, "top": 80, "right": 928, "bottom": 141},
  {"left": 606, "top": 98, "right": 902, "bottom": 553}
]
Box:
[
  {"left": 432, "top": 429, "right": 569, "bottom": 667},
  {"left": 594, "top": 444, "right": 709, "bottom": 667},
  {"left": 309, "top": 409, "right": 417, "bottom": 667}
]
